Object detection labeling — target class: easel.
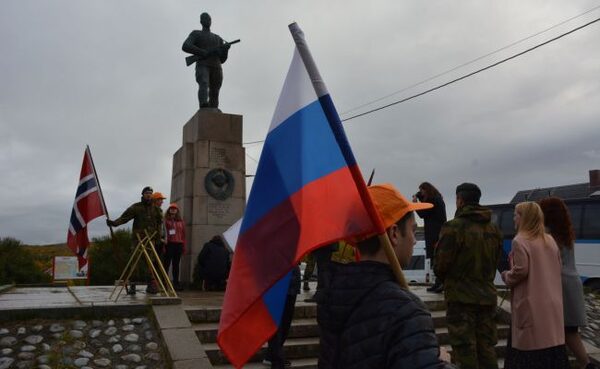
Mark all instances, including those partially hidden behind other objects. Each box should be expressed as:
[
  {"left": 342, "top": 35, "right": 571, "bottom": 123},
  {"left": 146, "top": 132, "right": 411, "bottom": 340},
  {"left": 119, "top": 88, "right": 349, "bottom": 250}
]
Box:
[{"left": 109, "top": 230, "right": 177, "bottom": 301}]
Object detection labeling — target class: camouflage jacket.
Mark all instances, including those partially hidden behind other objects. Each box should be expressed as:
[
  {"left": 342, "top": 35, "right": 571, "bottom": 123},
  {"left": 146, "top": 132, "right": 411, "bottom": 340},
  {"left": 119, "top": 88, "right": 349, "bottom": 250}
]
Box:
[
  {"left": 113, "top": 200, "right": 163, "bottom": 241},
  {"left": 434, "top": 204, "right": 502, "bottom": 305}
]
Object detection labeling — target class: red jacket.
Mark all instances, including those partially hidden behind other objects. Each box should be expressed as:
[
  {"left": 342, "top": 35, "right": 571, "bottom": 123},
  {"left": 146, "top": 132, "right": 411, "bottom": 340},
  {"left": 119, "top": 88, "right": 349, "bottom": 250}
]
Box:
[{"left": 165, "top": 218, "right": 186, "bottom": 252}]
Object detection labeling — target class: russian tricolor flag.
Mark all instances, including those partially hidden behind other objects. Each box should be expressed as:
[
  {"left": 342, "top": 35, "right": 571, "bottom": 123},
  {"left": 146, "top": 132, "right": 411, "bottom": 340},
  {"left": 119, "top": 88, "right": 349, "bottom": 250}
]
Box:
[{"left": 217, "top": 23, "right": 385, "bottom": 368}]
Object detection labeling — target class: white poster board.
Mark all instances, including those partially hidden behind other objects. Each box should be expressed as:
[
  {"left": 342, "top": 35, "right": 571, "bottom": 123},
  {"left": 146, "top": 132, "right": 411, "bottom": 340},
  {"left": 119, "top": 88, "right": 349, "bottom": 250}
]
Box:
[{"left": 53, "top": 256, "right": 87, "bottom": 280}]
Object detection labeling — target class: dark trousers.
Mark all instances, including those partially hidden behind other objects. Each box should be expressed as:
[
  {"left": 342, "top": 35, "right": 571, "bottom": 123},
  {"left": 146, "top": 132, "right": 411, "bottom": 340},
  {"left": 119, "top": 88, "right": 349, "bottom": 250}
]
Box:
[
  {"left": 196, "top": 65, "right": 223, "bottom": 108},
  {"left": 267, "top": 293, "right": 297, "bottom": 369},
  {"left": 162, "top": 242, "right": 183, "bottom": 285},
  {"left": 313, "top": 245, "right": 334, "bottom": 299}
]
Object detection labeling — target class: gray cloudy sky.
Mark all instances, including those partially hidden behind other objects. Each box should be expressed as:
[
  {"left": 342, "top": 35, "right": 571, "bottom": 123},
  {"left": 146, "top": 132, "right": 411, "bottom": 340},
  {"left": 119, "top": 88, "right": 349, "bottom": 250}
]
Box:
[{"left": 1, "top": 1, "right": 599, "bottom": 244}]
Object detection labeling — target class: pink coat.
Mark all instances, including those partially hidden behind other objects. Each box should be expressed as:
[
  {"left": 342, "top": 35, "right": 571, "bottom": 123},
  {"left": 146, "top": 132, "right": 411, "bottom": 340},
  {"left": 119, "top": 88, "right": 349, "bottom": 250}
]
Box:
[{"left": 502, "top": 234, "right": 564, "bottom": 350}]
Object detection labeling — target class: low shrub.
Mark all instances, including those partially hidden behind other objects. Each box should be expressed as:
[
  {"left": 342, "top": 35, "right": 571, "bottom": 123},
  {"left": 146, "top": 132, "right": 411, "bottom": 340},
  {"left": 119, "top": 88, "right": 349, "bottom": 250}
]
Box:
[{"left": 0, "top": 237, "right": 52, "bottom": 285}]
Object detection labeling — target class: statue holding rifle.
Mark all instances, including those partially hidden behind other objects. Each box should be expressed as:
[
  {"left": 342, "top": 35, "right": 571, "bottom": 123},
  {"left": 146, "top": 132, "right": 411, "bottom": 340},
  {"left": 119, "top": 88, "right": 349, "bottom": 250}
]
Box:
[{"left": 182, "top": 12, "right": 239, "bottom": 110}]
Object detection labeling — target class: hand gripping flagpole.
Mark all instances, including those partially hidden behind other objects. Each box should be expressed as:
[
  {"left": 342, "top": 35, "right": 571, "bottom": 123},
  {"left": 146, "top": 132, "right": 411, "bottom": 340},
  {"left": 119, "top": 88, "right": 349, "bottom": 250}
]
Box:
[{"left": 288, "top": 23, "right": 408, "bottom": 289}]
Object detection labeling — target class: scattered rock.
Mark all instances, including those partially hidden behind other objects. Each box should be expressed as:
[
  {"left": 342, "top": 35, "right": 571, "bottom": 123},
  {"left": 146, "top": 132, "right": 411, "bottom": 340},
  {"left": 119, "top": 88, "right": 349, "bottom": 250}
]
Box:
[
  {"left": 121, "top": 324, "right": 135, "bottom": 332},
  {"left": 98, "top": 347, "right": 110, "bottom": 356},
  {"left": 144, "top": 352, "right": 161, "bottom": 361},
  {"left": 73, "top": 320, "right": 87, "bottom": 330},
  {"left": 49, "top": 324, "right": 65, "bottom": 333},
  {"left": 15, "top": 360, "right": 33, "bottom": 369},
  {"left": 72, "top": 341, "right": 86, "bottom": 350},
  {"left": 127, "top": 344, "right": 141, "bottom": 352},
  {"left": 38, "top": 365, "right": 51, "bottom": 369},
  {"left": 124, "top": 334, "right": 139, "bottom": 343},
  {"left": 20, "top": 345, "right": 36, "bottom": 352},
  {"left": 31, "top": 325, "right": 43, "bottom": 332},
  {"left": 115, "top": 365, "right": 128, "bottom": 369},
  {"left": 145, "top": 342, "right": 158, "bottom": 351},
  {"left": 16, "top": 327, "right": 26, "bottom": 335},
  {"left": 17, "top": 351, "right": 35, "bottom": 360},
  {"left": 104, "top": 327, "right": 118, "bottom": 336},
  {"left": 74, "top": 357, "right": 90, "bottom": 367},
  {"left": 37, "top": 355, "right": 50, "bottom": 364},
  {"left": 112, "top": 343, "right": 123, "bottom": 353},
  {"left": 88, "top": 329, "right": 101, "bottom": 338},
  {"left": 132, "top": 318, "right": 145, "bottom": 324},
  {"left": 78, "top": 350, "right": 94, "bottom": 358},
  {"left": 107, "top": 320, "right": 115, "bottom": 326},
  {"left": 69, "top": 330, "right": 84, "bottom": 339},
  {"left": 94, "top": 358, "right": 111, "bottom": 367},
  {"left": 122, "top": 318, "right": 131, "bottom": 324},
  {"left": 91, "top": 320, "right": 103, "bottom": 328},
  {"left": 24, "top": 335, "right": 43, "bottom": 345},
  {"left": 41, "top": 343, "right": 51, "bottom": 352},
  {"left": 0, "top": 329, "right": 8, "bottom": 335},
  {"left": 1, "top": 348, "right": 13, "bottom": 355},
  {"left": 144, "top": 331, "right": 153, "bottom": 340},
  {"left": 121, "top": 353, "right": 141, "bottom": 363},
  {"left": 0, "top": 336, "right": 17, "bottom": 347}
]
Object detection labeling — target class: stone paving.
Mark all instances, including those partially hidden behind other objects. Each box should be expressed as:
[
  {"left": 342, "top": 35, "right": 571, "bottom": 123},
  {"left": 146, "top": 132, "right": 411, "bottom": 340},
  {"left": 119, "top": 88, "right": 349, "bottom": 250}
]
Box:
[
  {"left": 582, "top": 291, "right": 600, "bottom": 349},
  {"left": 0, "top": 317, "right": 166, "bottom": 369}
]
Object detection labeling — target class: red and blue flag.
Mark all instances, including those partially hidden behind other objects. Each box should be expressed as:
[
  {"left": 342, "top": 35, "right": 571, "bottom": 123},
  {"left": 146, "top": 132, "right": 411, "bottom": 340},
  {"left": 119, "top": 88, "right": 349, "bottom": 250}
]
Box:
[
  {"left": 67, "top": 146, "right": 106, "bottom": 273},
  {"left": 217, "top": 23, "right": 385, "bottom": 368}
]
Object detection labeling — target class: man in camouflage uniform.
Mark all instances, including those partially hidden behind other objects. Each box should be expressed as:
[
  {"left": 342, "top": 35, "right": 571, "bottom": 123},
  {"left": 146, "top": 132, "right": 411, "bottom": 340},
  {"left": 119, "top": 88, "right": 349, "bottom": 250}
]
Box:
[
  {"left": 107, "top": 186, "right": 164, "bottom": 294},
  {"left": 434, "top": 183, "right": 502, "bottom": 369}
]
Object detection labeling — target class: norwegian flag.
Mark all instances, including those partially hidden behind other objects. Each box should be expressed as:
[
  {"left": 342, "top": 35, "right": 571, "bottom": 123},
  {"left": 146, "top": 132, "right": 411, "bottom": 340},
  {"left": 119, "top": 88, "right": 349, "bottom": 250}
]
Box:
[{"left": 67, "top": 146, "right": 107, "bottom": 272}]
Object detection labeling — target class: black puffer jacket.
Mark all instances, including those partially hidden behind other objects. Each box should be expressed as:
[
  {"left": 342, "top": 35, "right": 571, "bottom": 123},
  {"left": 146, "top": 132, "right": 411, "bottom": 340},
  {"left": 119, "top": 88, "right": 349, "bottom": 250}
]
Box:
[{"left": 317, "top": 261, "right": 455, "bottom": 369}]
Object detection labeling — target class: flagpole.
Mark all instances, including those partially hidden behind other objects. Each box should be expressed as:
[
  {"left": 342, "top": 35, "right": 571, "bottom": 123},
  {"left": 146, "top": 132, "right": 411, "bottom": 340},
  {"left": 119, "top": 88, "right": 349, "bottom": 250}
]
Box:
[
  {"left": 288, "top": 23, "right": 408, "bottom": 289},
  {"left": 86, "top": 145, "right": 122, "bottom": 269}
]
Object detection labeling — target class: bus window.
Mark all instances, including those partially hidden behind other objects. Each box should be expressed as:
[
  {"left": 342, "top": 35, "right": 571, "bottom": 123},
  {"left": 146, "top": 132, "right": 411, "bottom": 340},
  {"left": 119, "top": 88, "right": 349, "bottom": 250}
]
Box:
[
  {"left": 567, "top": 204, "right": 583, "bottom": 238},
  {"left": 582, "top": 202, "right": 600, "bottom": 239},
  {"left": 499, "top": 209, "right": 515, "bottom": 238}
]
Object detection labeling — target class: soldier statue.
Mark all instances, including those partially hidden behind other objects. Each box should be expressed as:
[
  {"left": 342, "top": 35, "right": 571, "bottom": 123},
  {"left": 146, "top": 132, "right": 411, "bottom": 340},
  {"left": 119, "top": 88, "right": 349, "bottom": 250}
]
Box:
[{"left": 182, "top": 13, "right": 238, "bottom": 110}]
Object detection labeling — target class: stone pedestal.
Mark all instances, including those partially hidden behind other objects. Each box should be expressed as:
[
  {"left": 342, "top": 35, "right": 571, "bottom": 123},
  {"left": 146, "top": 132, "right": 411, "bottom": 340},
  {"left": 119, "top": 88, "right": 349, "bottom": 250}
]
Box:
[{"left": 170, "top": 110, "right": 245, "bottom": 283}]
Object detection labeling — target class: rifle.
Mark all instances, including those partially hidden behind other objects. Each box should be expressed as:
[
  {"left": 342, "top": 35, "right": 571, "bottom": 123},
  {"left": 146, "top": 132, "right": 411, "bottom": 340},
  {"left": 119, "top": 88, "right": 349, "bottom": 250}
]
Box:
[{"left": 185, "top": 39, "right": 240, "bottom": 66}]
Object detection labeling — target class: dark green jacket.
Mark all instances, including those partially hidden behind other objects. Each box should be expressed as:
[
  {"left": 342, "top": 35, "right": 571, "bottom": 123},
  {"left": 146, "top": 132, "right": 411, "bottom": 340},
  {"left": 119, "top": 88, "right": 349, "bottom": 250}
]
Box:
[
  {"left": 113, "top": 200, "right": 163, "bottom": 241},
  {"left": 434, "top": 204, "right": 502, "bottom": 305}
]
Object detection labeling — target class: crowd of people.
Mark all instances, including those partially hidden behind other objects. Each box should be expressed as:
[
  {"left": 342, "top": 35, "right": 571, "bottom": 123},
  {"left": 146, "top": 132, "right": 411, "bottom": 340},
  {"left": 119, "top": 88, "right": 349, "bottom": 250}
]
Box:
[
  {"left": 276, "top": 182, "right": 596, "bottom": 369},
  {"left": 105, "top": 183, "right": 597, "bottom": 369},
  {"left": 106, "top": 186, "right": 230, "bottom": 295}
]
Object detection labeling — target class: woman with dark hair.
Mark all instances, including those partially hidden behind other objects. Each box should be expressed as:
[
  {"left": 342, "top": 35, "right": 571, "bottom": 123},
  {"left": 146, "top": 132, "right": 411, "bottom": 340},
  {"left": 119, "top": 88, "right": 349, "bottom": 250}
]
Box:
[
  {"left": 539, "top": 197, "right": 596, "bottom": 369},
  {"left": 413, "top": 182, "right": 447, "bottom": 292},
  {"left": 501, "top": 202, "right": 569, "bottom": 369}
]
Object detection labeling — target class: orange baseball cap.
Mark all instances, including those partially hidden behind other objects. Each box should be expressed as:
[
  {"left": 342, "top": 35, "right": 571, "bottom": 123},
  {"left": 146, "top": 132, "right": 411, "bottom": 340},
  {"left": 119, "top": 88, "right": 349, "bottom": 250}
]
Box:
[
  {"left": 168, "top": 202, "right": 179, "bottom": 209},
  {"left": 368, "top": 184, "right": 433, "bottom": 228},
  {"left": 151, "top": 192, "right": 166, "bottom": 200}
]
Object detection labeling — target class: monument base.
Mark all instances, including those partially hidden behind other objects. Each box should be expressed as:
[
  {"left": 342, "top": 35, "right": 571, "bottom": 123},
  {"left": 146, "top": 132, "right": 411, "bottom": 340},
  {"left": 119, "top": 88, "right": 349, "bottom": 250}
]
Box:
[{"left": 170, "top": 110, "right": 245, "bottom": 284}]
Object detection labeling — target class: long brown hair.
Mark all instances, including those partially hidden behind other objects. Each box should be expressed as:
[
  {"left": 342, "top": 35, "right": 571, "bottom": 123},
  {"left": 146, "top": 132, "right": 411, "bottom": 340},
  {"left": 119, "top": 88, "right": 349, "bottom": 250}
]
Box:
[
  {"left": 538, "top": 197, "right": 575, "bottom": 249},
  {"left": 515, "top": 202, "right": 546, "bottom": 241},
  {"left": 419, "top": 182, "right": 442, "bottom": 201}
]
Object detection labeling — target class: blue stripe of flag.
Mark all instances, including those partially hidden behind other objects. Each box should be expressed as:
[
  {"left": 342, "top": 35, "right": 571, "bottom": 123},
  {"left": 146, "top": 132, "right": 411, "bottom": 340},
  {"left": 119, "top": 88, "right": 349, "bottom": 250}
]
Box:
[
  {"left": 241, "top": 99, "right": 347, "bottom": 234},
  {"left": 76, "top": 177, "right": 98, "bottom": 198}
]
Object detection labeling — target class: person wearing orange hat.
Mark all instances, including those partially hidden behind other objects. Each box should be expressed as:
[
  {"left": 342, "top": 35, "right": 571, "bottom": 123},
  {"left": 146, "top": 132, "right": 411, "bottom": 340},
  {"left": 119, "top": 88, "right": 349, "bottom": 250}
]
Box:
[
  {"left": 317, "top": 183, "right": 454, "bottom": 369},
  {"left": 163, "top": 203, "right": 186, "bottom": 291}
]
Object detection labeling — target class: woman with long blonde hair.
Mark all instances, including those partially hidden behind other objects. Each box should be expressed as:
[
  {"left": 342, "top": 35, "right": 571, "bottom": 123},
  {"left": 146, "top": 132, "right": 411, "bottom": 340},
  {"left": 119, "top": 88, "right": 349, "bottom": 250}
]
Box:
[{"left": 501, "top": 201, "right": 569, "bottom": 369}]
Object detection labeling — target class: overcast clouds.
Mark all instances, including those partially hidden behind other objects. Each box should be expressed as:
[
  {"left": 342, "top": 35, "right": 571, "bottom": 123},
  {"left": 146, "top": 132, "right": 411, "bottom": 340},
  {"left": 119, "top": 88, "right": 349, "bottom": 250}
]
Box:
[{"left": 1, "top": 1, "right": 599, "bottom": 244}]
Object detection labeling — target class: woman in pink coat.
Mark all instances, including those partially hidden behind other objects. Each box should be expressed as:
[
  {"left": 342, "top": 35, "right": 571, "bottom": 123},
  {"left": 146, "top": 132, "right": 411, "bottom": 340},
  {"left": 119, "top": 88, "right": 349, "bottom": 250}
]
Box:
[{"left": 501, "top": 201, "right": 569, "bottom": 369}]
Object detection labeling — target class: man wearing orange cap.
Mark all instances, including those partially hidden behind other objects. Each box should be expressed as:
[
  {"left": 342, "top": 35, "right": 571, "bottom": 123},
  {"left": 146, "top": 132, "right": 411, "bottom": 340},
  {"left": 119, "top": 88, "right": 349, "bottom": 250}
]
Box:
[{"left": 317, "top": 184, "right": 455, "bottom": 369}]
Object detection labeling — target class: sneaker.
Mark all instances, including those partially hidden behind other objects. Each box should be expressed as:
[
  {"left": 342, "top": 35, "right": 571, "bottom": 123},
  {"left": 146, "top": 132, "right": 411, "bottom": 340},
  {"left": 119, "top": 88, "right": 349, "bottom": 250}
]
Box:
[
  {"left": 126, "top": 283, "right": 137, "bottom": 295},
  {"left": 302, "top": 281, "right": 310, "bottom": 291},
  {"left": 427, "top": 281, "right": 442, "bottom": 293}
]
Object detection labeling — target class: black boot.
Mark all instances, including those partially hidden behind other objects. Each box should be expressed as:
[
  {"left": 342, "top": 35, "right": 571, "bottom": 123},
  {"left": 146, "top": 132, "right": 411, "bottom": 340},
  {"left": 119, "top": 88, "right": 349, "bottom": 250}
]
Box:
[{"left": 427, "top": 280, "right": 442, "bottom": 293}]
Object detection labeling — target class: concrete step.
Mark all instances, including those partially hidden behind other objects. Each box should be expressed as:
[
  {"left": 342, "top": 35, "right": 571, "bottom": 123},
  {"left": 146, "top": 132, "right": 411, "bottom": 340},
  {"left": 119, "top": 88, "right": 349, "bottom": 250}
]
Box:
[
  {"left": 435, "top": 324, "right": 510, "bottom": 346},
  {"left": 194, "top": 318, "right": 319, "bottom": 343},
  {"left": 204, "top": 337, "right": 320, "bottom": 366},
  {"left": 185, "top": 290, "right": 448, "bottom": 324},
  {"left": 214, "top": 357, "right": 318, "bottom": 369}
]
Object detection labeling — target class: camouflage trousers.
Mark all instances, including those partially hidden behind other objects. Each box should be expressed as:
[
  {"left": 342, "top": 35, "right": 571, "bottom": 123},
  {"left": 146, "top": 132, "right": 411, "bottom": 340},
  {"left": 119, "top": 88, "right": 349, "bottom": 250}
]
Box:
[{"left": 446, "top": 302, "right": 498, "bottom": 369}]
